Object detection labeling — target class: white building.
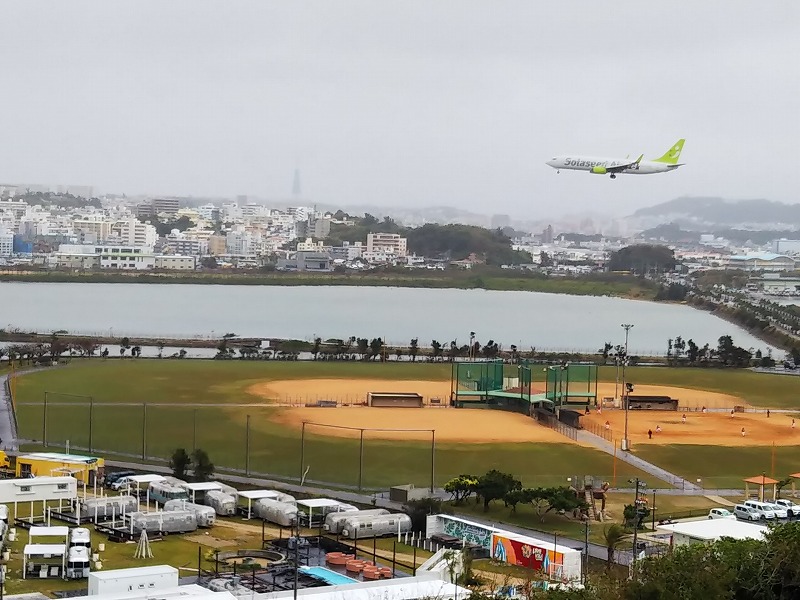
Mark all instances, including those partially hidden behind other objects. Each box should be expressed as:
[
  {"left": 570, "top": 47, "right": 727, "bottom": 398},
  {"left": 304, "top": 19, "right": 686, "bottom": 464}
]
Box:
[
  {"left": 155, "top": 255, "right": 197, "bottom": 270},
  {"left": 657, "top": 519, "right": 768, "bottom": 547},
  {"left": 366, "top": 233, "right": 407, "bottom": 257},
  {"left": 98, "top": 246, "right": 155, "bottom": 270},
  {"left": 727, "top": 253, "right": 797, "bottom": 272},
  {"left": 0, "top": 228, "right": 13, "bottom": 256},
  {"left": 297, "top": 237, "right": 328, "bottom": 252},
  {"left": 773, "top": 239, "right": 800, "bottom": 256},
  {"left": 111, "top": 218, "right": 158, "bottom": 250},
  {"left": 73, "top": 216, "right": 115, "bottom": 242}
]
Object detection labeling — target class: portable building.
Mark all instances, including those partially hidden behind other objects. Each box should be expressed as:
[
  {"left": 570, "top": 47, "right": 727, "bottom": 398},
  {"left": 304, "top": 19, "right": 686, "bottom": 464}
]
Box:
[
  {"left": 324, "top": 509, "right": 388, "bottom": 534},
  {"left": 70, "top": 527, "right": 91, "bottom": 548},
  {"left": 163, "top": 500, "right": 216, "bottom": 527},
  {"left": 205, "top": 490, "right": 237, "bottom": 516},
  {"left": 253, "top": 499, "right": 298, "bottom": 527},
  {"left": 341, "top": 513, "right": 412, "bottom": 539},
  {"left": 66, "top": 546, "right": 91, "bottom": 579},
  {"left": 127, "top": 510, "right": 198, "bottom": 534},
  {"left": 88, "top": 565, "right": 179, "bottom": 595},
  {"left": 657, "top": 520, "right": 768, "bottom": 547},
  {"left": 15, "top": 452, "right": 105, "bottom": 485},
  {"left": 79, "top": 495, "right": 138, "bottom": 520}
]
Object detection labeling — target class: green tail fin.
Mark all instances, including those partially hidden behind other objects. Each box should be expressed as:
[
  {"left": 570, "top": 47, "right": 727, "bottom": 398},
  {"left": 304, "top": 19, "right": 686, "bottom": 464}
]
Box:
[{"left": 652, "top": 139, "right": 685, "bottom": 164}]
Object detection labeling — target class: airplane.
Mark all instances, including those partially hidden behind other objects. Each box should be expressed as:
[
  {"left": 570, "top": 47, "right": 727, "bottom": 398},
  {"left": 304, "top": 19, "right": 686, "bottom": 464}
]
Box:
[{"left": 546, "top": 139, "right": 685, "bottom": 179}]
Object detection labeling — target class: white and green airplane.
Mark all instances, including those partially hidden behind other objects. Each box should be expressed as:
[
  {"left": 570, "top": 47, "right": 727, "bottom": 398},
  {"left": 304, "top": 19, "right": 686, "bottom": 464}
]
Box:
[{"left": 546, "top": 139, "right": 685, "bottom": 179}]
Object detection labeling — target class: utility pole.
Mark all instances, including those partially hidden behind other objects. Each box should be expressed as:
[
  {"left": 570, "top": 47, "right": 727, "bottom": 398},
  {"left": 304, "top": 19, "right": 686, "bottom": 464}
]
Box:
[
  {"left": 629, "top": 477, "right": 646, "bottom": 578},
  {"left": 621, "top": 324, "right": 634, "bottom": 451}
]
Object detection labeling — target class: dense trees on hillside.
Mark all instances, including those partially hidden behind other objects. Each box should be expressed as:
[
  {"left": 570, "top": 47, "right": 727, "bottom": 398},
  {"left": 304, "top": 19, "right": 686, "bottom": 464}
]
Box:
[
  {"left": 607, "top": 244, "right": 676, "bottom": 275},
  {"left": 325, "top": 214, "right": 531, "bottom": 265}
]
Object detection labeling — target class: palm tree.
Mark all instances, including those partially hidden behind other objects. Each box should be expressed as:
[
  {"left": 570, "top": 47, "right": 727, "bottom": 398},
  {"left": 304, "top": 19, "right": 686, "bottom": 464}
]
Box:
[{"left": 603, "top": 524, "right": 626, "bottom": 568}]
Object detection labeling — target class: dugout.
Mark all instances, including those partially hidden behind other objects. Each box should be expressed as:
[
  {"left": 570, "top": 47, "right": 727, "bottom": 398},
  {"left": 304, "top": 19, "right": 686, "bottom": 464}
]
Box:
[
  {"left": 367, "top": 392, "right": 424, "bottom": 408},
  {"left": 625, "top": 396, "right": 678, "bottom": 411}
]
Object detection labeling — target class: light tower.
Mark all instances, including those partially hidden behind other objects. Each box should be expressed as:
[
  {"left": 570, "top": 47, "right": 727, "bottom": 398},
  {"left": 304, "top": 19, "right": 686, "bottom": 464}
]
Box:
[{"left": 621, "top": 323, "right": 634, "bottom": 451}]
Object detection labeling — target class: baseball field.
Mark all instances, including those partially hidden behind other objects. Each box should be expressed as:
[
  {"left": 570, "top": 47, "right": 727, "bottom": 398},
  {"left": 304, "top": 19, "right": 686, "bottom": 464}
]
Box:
[{"left": 11, "top": 359, "right": 800, "bottom": 490}]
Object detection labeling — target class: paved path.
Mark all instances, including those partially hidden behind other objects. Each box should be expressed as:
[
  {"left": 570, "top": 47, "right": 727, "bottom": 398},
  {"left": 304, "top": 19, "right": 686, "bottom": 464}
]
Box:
[
  {"left": 576, "top": 430, "right": 702, "bottom": 492},
  {"left": 0, "top": 372, "right": 19, "bottom": 451}
]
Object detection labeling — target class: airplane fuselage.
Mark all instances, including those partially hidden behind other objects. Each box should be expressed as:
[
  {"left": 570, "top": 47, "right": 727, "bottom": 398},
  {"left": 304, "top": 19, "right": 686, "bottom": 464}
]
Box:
[{"left": 546, "top": 156, "right": 678, "bottom": 175}]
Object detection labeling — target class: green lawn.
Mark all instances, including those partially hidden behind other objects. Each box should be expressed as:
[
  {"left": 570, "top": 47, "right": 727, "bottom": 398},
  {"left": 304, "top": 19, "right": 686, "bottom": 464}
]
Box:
[
  {"left": 13, "top": 360, "right": 797, "bottom": 490},
  {"left": 633, "top": 444, "right": 800, "bottom": 489},
  {"left": 14, "top": 360, "right": 658, "bottom": 489}
]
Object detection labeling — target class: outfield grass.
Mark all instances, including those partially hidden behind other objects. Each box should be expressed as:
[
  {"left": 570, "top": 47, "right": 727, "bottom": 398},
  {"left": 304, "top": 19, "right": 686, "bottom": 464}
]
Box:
[
  {"left": 14, "top": 360, "right": 657, "bottom": 489},
  {"left": 598, "top": 365, "right": 800, "bottom": 409},
  {"left": 633, "top": 444, "right": 800, "bottom": 489}
]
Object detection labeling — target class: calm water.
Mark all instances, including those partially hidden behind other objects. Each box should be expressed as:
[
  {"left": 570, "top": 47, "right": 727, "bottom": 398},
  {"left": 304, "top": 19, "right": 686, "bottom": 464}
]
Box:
[{"left": 0, "top": 282, "right": 774, "bottom": 355}]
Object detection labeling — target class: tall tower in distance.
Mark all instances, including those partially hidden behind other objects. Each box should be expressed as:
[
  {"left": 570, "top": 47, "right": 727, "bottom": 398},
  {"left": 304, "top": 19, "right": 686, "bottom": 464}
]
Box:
[{"left": 292, "top": 169, "right": 301, "bottom": 198}]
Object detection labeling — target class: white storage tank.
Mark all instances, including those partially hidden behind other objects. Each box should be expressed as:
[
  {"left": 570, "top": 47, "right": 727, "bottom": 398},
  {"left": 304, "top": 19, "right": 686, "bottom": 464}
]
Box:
[
  {"left": 253, "top": 499, "right": 298, "bottom": 527},
  {"left": 341, "top": 513, "right": 412, "bottom": 539},
  {"left": 163, "top": 500, "right": 216, "bottom": 527},
  {"left": 205, "top": 490, "right": 237, "bottom": 516},
  {"left": 324, "top": 509, "right": 388, "bottom": 534},
  {"left": 70, "top": 527, "right": 91, "bottom": 548},
  {"left": 127, "top": 510, "right": 197, "bottom": 534},
  {"left": 66, "top": 546, "right": 91, "bottom": 579}
]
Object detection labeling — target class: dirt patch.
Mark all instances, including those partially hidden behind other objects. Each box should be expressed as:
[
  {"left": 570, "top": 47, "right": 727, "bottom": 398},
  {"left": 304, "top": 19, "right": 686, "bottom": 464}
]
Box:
[
  {"left": 584, "top": 408, "right": 799, "bottom": 447},
  {"left": 248, "top": 378, "right": 451, "bottom": 405},
  {"left": 246, "top": 378, "right": 577, "bottom": 444},
  {"left": 595, "top": 383, "right": 743, "bottom": 409},
  {"left": 184, "top": 533, "right": 236, "bottom": 548}
]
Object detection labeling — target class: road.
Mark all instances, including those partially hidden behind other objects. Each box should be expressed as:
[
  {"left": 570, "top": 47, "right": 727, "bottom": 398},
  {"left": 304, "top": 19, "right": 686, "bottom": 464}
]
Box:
[{"left": 0, "top": 372, "right": 19, "bottom": 451}]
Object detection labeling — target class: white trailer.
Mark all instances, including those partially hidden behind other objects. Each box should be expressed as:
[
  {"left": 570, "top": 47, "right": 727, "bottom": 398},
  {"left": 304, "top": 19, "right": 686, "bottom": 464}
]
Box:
[
  {"left": 126, "top": 510, "right": 197, "bottom": 534},
  {"left": 163, "top": 500, "right": 216, "bottom": 527},
  {"left": 324, "top": 509, "right": 388, "bottom": 534},
  {"left": 69, "top": 527, "right": 91, "bottom": 548},
  {"left": 79, "top": 495, "right": 138, "bottom": 520},
  {"left": 341, "top": 513, "right": 412, "bottom": 539},
  {"left": 205, "top": 490, "right": 237, "bottom": 516},
  {"left": 66, "top": 546, "right": 90, "bottom": 579},
  {"left": 253, "top": 499, "right": 298, "bottom": 527}
]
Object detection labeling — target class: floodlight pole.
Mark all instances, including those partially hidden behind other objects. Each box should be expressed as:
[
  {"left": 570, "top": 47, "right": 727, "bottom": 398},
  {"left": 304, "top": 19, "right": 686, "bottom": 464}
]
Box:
[
  {"left": 43, "top": 391, "right": 48, "bottom": 447},
  {"left": 358, "top": 428, "right": 364, "bottom": 491},
  {"left": 245, "top": 415, "right": 251, "bottom": 476},
  {"left": 88, "top": 396, "right": 94, "bottom": 454},
  {"left": 621, "top": 324, "right": 634, "bottom": 451},
  {"left": 299, "top": 422, "right": 306, "bottom": 482},
  {"left": 430, "top": 430, "right": 436, "bottom": 493}
]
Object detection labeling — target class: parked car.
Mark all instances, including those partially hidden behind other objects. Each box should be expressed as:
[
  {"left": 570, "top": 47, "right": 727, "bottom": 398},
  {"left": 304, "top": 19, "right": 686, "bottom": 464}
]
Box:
[
  {"left": 708, "top": 508, "right": 735, "bottom": 520},
  {"left": 764, "top": 503, "right": 788, "bottom": 519},
  {"left": 105, "top": 471, "right": 135, "bottom": 487},
  {"left": 774, "top": 499, "right": 800, "bottom": 518},
  {"left": 110, "top": 476, "right": 136, "bottom": 491},
  {"left": 743, "top": 500, "right": 776, "bottom": 520},
  {"left": 734, "top": 504, "right": 762, "bottom": 522}
]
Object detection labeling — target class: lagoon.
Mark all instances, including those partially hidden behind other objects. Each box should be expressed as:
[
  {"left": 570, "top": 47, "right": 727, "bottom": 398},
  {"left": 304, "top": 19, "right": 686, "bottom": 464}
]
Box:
[{"left": 0, "top": 282, "right": 773, "bottom": 356}]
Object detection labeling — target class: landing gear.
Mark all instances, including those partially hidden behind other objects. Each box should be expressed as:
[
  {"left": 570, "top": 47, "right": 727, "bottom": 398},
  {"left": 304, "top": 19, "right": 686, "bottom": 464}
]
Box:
[{"left": 610, "top": 174, "right": 617, "bottom": 179}]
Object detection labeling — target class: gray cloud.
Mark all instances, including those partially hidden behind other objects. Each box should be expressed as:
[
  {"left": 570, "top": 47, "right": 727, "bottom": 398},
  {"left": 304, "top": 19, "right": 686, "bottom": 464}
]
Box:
[{"left": 1, "top": 1, "right": 799, "bottom": 219}]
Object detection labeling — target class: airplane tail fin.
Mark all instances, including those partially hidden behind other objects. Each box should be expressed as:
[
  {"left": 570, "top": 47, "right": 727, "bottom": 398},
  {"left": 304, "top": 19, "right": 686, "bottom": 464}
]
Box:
[{"left": 652, "top": 139, "right": 685, "bottom": 164}]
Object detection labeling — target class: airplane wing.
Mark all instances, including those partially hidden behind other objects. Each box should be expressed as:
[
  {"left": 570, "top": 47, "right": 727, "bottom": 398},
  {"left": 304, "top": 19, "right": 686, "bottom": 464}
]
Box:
[{"left": 605, "top": 154, "right": 644, "bottom": 173}]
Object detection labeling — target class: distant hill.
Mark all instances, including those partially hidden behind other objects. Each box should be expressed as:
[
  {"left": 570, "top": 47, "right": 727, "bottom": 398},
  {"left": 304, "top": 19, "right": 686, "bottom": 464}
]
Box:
[{"left": 632, "top": 197, "right": 800, "bottom": 229}]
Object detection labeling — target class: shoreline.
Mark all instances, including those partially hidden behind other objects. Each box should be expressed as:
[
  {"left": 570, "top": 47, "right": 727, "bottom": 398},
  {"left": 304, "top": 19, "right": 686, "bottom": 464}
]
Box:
[{"left": 0, "top": 269, "right": 657, "bottom": 299}]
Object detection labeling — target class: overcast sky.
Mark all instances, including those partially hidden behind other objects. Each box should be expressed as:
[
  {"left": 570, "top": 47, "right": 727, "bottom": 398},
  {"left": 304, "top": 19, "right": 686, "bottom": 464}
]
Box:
[{"left": 2, "top": 2, "right": 799, "bottom": 219}]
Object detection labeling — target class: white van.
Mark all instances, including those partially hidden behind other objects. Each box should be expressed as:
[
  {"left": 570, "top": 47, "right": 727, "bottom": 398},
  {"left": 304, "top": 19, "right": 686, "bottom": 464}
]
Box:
[
  {"left": 733, "top": 504, "right": 761, "bottom": 521},
  {"left": 743, "top": 500, "right": 776, "bottom": 520}
]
